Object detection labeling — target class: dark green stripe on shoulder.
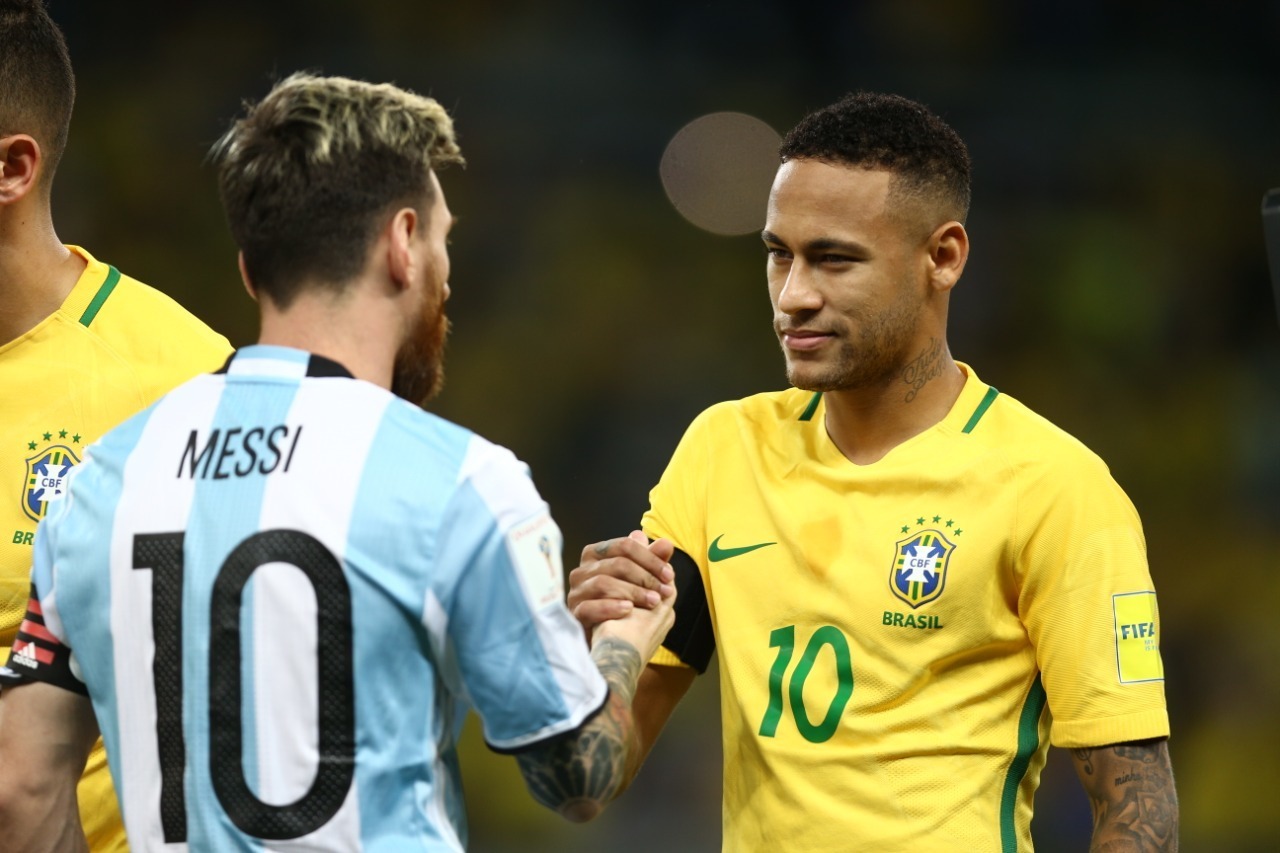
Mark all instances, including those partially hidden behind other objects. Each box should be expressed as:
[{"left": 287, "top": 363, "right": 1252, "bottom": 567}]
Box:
[
  {"left": 78, "top": 265, "right": 122, "bottom": 327},
  {"left": 999, "top": 675, "right": 1047, "bottom": 852},
  {"left": 798, "top": 392, "right": 822, "bottom": 421},
  {"left": 961, "top": 386, "right": 1000, "bottom": 434}
]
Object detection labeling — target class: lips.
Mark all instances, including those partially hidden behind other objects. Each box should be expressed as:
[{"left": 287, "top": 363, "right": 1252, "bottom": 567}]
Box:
[{"left": 779, "top": 329, "right": 834, "bottom": 351}]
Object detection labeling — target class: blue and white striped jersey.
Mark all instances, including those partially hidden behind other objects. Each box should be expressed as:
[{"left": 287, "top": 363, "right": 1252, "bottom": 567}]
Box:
[{"left": 2, "top": 345, "right": 606, "bottom": 851}]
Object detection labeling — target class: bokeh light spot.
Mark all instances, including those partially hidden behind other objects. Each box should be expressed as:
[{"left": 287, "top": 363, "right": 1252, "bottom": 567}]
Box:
[{"left": 660, "top": 112, "right": 781, "bottom": 236}]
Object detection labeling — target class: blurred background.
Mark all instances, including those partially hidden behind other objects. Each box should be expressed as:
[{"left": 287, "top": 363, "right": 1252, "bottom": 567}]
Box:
[{"left": 47, "top": 0, "right": 1280, "bottom": 849}]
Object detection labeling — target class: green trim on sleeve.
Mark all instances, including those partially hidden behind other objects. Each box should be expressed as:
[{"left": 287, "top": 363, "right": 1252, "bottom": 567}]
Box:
[
  {"left": 78, "top": 265, "right": 122, "bottom": 327},
  {"left": 1000, "top": 675, "right": 1047, "bottom": 852},
  {"left": 961, "top": 386, "right": 1000, "bottom": 434},
  {"left": 798, "top": 392, "right": 822, "bottom": 422}
]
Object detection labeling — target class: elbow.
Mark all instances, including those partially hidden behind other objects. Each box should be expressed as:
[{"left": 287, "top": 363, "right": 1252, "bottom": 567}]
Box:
[
  {"left": 557, "top": 797, "right": 607, "bottom": 823},
  {"left": 0, "top": 783, "right": 38, "bottom": 847}
]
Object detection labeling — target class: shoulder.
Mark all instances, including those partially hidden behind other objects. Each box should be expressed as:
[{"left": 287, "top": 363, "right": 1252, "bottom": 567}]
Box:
[
  {"left": 379, "top": 398, "right": 542, "bottom": 525},
  {"left": 970, "top": 387, "right": 1112, "bottom": 478},
  {"left": 686, "top": 387, "right": 817, "bottom": 439},
  {"left": 59, "top": 248, "right": 231, "bottom": 384},
  {"left": 963, "top": 383, "right": 1135, "bottom": 526},
  {"left": 89, "top": 270, "right": 231, "bottom": 361}
]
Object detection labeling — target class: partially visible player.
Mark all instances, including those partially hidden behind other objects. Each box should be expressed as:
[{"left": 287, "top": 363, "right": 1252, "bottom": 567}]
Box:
[
  {"left": 0, "top": 73, "right": 674, "bottom": 852},
  {"left": 0, "top": 2, "right": 231, "bottom": 850},
  {"left": 569, "top": 93, "right": 1178, "bottom": 850}
]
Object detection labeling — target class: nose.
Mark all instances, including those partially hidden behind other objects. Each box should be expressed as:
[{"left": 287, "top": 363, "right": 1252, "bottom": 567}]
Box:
[{"left": 775, "top": 264, "right": 822, "bottom": 315}]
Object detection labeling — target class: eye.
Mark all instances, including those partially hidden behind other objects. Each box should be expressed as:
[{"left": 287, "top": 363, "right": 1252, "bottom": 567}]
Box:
[{"left": 765, "top": 246, "right": 792, "bottom": 261}]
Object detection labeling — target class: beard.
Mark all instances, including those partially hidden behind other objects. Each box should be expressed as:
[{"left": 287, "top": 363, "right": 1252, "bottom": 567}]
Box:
[
  {"left": 391, "top": 298, "right": 450, "bottom": 408},
  {"left": 782, "top": 289, "right": 919, "bottom": 394}
]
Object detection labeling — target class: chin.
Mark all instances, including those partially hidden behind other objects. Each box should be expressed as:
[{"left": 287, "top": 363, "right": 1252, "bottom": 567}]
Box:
[{"left": 785, "top": 359, "right": 835, "bottom": 393}]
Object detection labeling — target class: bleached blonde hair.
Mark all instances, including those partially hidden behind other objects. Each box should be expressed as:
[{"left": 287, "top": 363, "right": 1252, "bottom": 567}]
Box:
[{"left": 211, "top": 73, "right": 464, "bottom": 306}]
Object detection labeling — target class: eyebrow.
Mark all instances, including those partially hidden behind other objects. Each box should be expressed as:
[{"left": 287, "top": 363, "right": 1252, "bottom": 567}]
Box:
[{"left": 761, "top": 230, "right": 869, "bottom": 255}]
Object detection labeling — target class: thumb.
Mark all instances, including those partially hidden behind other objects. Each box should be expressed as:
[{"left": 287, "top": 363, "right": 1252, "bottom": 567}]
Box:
[
  {"left": 647, "top": 536, "right": 675, "bottom": 562},
  {"left": 628, "top": 529, "right": 649, "bottom": 545}
]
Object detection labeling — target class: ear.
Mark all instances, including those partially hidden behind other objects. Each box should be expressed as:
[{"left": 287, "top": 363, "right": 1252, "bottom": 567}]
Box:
[
  {"left": 0, "top": 135, "right": 43, "bottom": 205},
  {"left": 237, "top": 252, "right": 259, "bottom": 302},
  {"left": 386, "top": 206, "right": 420, "bottom": 293},
  {"left": 926, "top": 221, "right": 969, "bottom": 294}
]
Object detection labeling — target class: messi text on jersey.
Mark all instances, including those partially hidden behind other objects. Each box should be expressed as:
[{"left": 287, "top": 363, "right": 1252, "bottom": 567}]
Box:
[{"left": 177, "top": 425, "right": 303, "bottom": 479}]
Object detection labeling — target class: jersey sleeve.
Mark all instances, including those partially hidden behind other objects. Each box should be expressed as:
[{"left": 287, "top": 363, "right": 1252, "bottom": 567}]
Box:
[
  {"left": 433, "top": 438, "right": 607, "bottom": 752},
  {"left": 642, "top": 408, "right": 717, "bottom": 672},
  {"left": 0, "top": 511, "right": 87, "bottom": 695},
  {"left": 1016, "top": 453, "right": 1169, "bottom": 748}
]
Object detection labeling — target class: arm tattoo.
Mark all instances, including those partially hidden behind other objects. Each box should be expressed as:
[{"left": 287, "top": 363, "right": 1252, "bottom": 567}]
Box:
[
  {"left": 514, "top": 638, "right": 643, "bottom": 820},
  {"left": 1072, "top": 739, "right": 1179, "bottom": 852}
]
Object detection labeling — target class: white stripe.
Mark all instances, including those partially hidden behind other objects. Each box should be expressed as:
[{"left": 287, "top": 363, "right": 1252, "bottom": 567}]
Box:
[
  {"left": 419, "top": 591, "right": 465, "bottom": 851},
  {"left": 459, "top": 438, "right": 608, "bottom": 750},
  {"left": 226, "top": 357, "right": 308, "bottom": 379},
  {"left": 255, "top": 379, "right": 389, "bottom": 851},
  {"left": 455, "top": 437, "right": 539, "bottom": 532},
  {"left": 111, "top": 376, "right": 224, "bottom": 852}
]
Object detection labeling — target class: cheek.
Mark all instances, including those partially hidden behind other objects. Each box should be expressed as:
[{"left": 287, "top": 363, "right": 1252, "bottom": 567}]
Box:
[{"left": 765, "top": 265, "right": 788, "bottom": 303}]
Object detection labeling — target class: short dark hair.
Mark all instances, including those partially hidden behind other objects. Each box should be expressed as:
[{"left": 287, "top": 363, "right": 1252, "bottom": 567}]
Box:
[
  {"left": 210, "top": 73, "right": 464, "bottom": 308},
  {"left": 780, "top": 92, "right": 971, "bottom": 223},
  {"left": 0, "top": 0, "right": 75, "bottom": 182}
]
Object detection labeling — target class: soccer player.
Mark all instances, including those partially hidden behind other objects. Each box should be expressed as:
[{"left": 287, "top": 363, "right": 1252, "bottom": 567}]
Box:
[
  {"left": 0, "top": 2, "right": 231, "bottom": 850},
  {"left": 0, "top": 73, "right": 675, "bottom": 852},
  {"left": 568, "top": 93, "right": 1179, "bottom": 850}
]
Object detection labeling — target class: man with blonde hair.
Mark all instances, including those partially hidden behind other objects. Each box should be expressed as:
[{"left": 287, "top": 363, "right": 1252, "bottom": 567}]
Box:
[
  {"left": 0, "top": 2, "right": 230, "bottom": 850},
  {"left": 0, "top": 73, "right": 675, "bottom": 851}
]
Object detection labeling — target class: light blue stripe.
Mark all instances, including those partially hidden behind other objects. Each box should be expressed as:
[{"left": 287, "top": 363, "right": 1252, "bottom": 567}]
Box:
[
  {"left": 345, "top": 402, "right": 471, "bottom": 846},
  {"left": 236, "top": 344, "right": 310, "bottom": 366},
  {"left": 440, "top": 481, "right": 574, "bottom": 743},
  {"left": 184, "top": 374, "right": 299, "bottom": 850},
  {"left": 44, "top": 406, "right": 159, "bottom": 811}
]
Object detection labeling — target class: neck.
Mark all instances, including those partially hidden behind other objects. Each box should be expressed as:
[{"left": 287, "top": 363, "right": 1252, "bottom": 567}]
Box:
[
  {"left": 255, "top": 279, "right": 400, "bottom": 391},
  {"left": 820, "top": 344, "right": 965, "bottom": 465},
  {"left": 0, "top": 202, "right": 84, "bottom": 346}
]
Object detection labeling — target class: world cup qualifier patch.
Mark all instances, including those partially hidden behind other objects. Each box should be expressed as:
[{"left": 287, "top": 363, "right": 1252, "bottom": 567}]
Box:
[
  {"left": 20, "top": 429, "right": 83, "bottom": 524},
  {"left": 889, "top": 515, "right": 962, "bottom": 609}
]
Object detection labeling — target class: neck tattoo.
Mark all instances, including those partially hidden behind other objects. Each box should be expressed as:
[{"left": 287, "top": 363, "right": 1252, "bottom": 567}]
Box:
[{"left": 902, "top": 338, "right": 944, "bottom": 403}]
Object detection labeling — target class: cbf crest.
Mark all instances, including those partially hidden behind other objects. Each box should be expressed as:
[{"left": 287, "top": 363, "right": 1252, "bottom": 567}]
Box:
[
  {"left": 22, "top": 443, "right": 80, "bottom": 523},
  {"left": 890, "top": 527, "right": 955, "bottom": 609}
]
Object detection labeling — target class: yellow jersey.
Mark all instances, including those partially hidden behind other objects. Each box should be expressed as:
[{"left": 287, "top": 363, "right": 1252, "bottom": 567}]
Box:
[
  {"left": 642, "top": 364, "right": 1168, "bottom": 852},
  {"left": 0, "top": 245, "right": 231, "bottom": 851}
]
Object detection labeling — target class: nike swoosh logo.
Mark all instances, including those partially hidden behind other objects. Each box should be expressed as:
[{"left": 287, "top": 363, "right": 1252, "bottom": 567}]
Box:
[{"left": 708, "top": 534, "right": 776, "bottom": 562}]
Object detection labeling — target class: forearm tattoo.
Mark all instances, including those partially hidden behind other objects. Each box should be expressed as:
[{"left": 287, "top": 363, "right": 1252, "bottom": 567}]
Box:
[
  {"left": 515, "top": 637, "right": 643, "bottom": 818},
  {"left": 901, "top": 337, "right": 944, "bottom": 403},
  {"left": 1073, "top": 740, "right": 1179, "bottom": 852}
]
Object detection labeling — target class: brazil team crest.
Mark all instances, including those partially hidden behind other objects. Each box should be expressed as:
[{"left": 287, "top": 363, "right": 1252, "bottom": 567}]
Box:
[
  {"left": 890, "top": 528, "right": 955, "bottom": 609},
  {"left": 22, "top": 443, "right": 81, "bottom": 523}
]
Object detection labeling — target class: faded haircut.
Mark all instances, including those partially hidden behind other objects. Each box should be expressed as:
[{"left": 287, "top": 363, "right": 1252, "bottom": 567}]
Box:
[
  {"left": 210, "top": 73, "right": 464, "bottom": 308},
  {"left": 780, "top": 92, "right": 971, "bottom": 226},
  {"left": 0, "top": 0, "right": 76, "bottom": 185}
]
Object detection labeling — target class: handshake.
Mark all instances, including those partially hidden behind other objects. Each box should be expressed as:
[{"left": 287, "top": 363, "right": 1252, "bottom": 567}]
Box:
[{"left": 568, "top": 530, "right": 678, "bottom": 662}]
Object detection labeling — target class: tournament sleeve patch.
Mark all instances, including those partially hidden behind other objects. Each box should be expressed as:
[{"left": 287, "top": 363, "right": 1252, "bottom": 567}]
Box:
[
  {"left": 0, "top": 589, "right": 88, "bottom": 696},
  {"left": 505, "top": 512, "right": 564, "bottom": 610},
  {"left": 1112, "top": 591, "right": 1164, "bottom": 684}
]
